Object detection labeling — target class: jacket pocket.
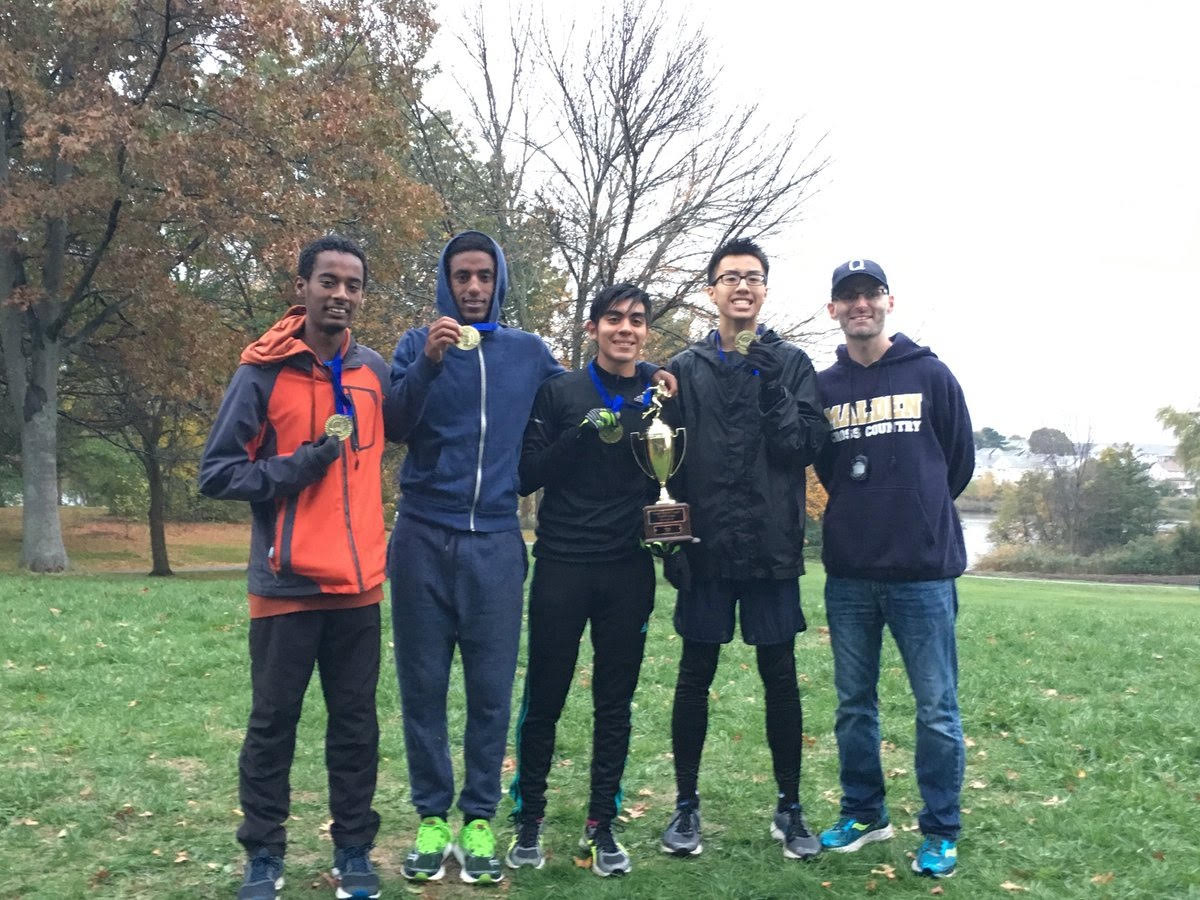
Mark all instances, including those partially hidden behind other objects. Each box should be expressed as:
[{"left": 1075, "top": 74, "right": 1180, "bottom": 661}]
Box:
[
  {"left": 824, "top": 487, "right": 934, "bottom": 573},
  {"left": 274, "top": 493, "right": 300, "bottom": 575},
  {"left": 345, "top": 384, "right": 379, "bottom": 450}
]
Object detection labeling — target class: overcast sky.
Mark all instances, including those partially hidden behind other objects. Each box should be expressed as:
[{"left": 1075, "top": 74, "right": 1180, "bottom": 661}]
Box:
[{"left": 425, "top": 0, "right": 1198, "bottom": 446}]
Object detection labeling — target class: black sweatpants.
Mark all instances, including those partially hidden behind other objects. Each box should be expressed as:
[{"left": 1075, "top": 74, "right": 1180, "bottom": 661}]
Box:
[
  {"left": 512, "top": 554, "right": 655, "bottom": 824},
  {"left": 671, "top": 637, "right": 803, "bottom": 807},
  {"left": 236, "top": 604, "right": 381, "bottom": 856}
]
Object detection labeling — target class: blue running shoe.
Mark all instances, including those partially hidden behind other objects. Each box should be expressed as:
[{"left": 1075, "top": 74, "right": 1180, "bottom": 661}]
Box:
[
  {"left": 911, "top": 836, "right": 957, "bottom": 878},
  {"left": 819, "top": 813, "right": 894, "bottom": 853}
]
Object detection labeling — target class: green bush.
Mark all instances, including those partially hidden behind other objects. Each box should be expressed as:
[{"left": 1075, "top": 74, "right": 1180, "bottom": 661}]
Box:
[{"left": 977, "top": 526, "right": 1200, "bottom": 576}]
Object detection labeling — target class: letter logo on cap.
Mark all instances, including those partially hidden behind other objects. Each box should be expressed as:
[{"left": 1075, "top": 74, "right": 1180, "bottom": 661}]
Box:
[{"left": 848, "top": 259, "right": 866, "bottom": 271}]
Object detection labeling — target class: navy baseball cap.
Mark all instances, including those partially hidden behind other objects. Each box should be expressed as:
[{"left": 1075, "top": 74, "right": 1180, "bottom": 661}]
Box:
[{"left": 831, "top": 259, "right": 888, "bottom": 294}]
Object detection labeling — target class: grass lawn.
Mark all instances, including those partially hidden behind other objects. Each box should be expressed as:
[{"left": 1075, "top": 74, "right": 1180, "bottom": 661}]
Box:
[{"left": 2, "top": 568, "right": 1198, "bottom": 898}]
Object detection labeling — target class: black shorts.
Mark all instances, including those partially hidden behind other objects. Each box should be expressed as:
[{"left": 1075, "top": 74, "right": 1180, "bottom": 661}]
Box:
[{"left": 673, "top": 577, "right": 806, "bottom": 646}]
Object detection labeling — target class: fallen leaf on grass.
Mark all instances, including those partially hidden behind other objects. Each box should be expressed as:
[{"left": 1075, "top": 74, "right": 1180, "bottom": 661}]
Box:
[
  {"left": 139, "top": 810, "right": 153, "bottom": 818},
  {"left": 1151, "top": 850, "right": 1165, "bottom": 861},
  {"left": 1000, "top": 881, "right": 1028, "bottom": 892},
  {"left": 57, "top": 828, "right": 69, "bottom": 838},
  {"left": 318, "top": 872, "right": 337, "bottom": 887},
  {"left": 627, "top": 803, "right": 647, "bottom": 819},
  {"left": 573, "top": 855, "right": 592, "bottom": 869},
  {"left": 127, "top": 700, "right": 138, "bottom": 707},
  {"left": 964, "top": 736, "right": 976, "bottom": 748},
  {"left": 870, "top": 864, "right": 897, "bottom": 880},
  {"left": 1042, "top": 688, "right": 1058, "bottom": 697},
  {"left": 1041, "top": 795, "right": 1068, "bottom": 806},
  {"left": 501, "top": 756, "right": 516, "bottom": 774},
  {"left": 638, "top": 788, "right": 655, "bottom": 797},
  {"left": 16, "top": 818, "right": 39, "bottom": 826},
  {"left": 901, "top": 822, "right": 919, "bottom": 832},
  {"left": 1152, "top": 653, "right": 1163, "bottom": 660},
  {"left": 174, "top": 850, "right": 190, "bottom": 864},
  {"left": 820, "top": 882, "right": 832, "bottom": 889},
  {"left": 557, "top": 758, "right": 573, "bottom": 767},
  {"left": 89, "top": 868, "right": 111, "bottom": 887},
  {"left": 50, "top": 608, "right": 61, "bottom": 616},
  {"left": 1005, "top": 769, "right": 1020, "bottom": 781},
  {"left": 802, "top": 733, "right": 817, "bottom": 747},
  {"left": 930, "top": 888, "right": 944, "bottom": 896},
  {"left": 1091, "top": 872, "right": 1114, "bottom": 884},
  {"left": 969, "top": 779, "right": 987, "bottom": 789},
  {"left": 151, "top": 848, "right": 161, "bottom": 856},
  {"left": 79, "top": 786, "right": 94, "bottom": 799},
  {"left": 887, "top": 768, "right": 908, "bottom": 778},
  {"left": 1076, "top": 769, "right": 1087, "bottom": 779},
  {"left": 880, "top": 740, "right": 897, "bottom": 752}
]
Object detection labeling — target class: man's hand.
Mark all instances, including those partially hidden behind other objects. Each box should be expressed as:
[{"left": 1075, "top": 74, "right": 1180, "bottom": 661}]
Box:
[
  {"left": 424, "top": 316, "right": 462, "bottom": 364},
  {"left": 580, "top": 407, "right": 619, "bottom": 435},
  {"left": 745, "top": 342, "right": 783, "bottom": 384},
  {"left": 650, "top": 368, "right": 679, "bottom": 397},
  {"left": 311, "top": 435, "right": 342, "bottom": 467}
]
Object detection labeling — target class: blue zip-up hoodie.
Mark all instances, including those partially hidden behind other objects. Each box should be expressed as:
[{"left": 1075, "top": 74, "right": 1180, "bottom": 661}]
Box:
[
  {"left": 815, "top": 333, "right": 974, "bottom": 581},
  {"left": 383, "top": 232, "right": 563, "bottom": 532}
]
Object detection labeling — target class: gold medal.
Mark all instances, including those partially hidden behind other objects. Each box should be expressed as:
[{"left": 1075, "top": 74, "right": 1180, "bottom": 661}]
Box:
[
  {"left": 456, "top": 325, "right": 481, "bottom": 351},
  {"left": 324, "top": 414, "right": 353, "bottom": 441},
  {"left": 734, "top": 330, "right": 755, "bottom": 355},
  {"left": 598, "top": 422, "right": 624, "bottom": 444}
]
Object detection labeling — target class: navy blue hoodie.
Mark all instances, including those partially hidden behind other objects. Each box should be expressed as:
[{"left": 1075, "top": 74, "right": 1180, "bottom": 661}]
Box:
[
  {"left": 815, "top": 333, "right": 974, "bottom": 581},
  {"left": 383, "top": 233, "right": 563, "bottom": 532}
]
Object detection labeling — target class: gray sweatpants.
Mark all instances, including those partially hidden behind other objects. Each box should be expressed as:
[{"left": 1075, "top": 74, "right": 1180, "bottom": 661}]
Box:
[{"left": 388, "top": 514, "right": 527, "bottom": 821}]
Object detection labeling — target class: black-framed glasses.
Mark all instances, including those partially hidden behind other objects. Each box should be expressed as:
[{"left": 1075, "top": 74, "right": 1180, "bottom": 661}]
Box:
[
  {"left": 833, "top": 286, "right": 888, "bottom": 302},
  {"left": 712, "top": 271, "right": 766, "bottom": 287}
]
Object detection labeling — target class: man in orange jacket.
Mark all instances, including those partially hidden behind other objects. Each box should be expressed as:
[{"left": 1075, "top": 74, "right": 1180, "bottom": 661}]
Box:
[{"left": 200, "top": 235, "right": 388, "bottom": 900}]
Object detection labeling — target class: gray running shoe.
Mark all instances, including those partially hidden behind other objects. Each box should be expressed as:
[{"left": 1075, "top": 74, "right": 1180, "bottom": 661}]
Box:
[
  {"left": 660, "top": 800, "right": 703, "bottom": 856},
  {"left": 581, "top": 822, "right": 631, "bottom": 877},
  {"left": 505, "top": 817, "right": 545, "bottom": 870},
  {"left": 770, "top": 804, "right": 821, "bottom": 860},
  {"left": 332, "top": 844, "right": 380, "bottom": 898}
]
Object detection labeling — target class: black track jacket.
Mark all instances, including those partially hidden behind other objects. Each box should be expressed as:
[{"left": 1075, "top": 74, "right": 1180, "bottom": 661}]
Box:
[{"left": 666, "top": 330, "right": 828, "bottom": 581}]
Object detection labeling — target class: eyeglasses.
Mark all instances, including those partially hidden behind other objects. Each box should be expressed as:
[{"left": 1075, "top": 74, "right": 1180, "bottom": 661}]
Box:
[
  {"left": 712, "top": 271, "right": 766, "bottom": 287},
  {"left": 833, "top": 286, "right": 888, "bottom": 302}
]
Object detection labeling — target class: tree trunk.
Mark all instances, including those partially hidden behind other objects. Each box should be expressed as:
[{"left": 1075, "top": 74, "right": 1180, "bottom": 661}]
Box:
[
  {"left": 17, "top": 346, "right": 69, "bottom": 572},
  {"left": 144, "top": 449, "right": 173, "bottom": 576}
]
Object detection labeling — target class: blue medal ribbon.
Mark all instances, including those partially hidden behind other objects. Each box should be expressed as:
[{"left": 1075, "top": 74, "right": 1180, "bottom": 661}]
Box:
[
  {"left": 587, "top": 361, "right": 652, "bottom": 414},
  {"left": 326, "top": 352, "right": 354, "bottom": 418},
  {"left": 473, "top": 322, "right": 498, "bottom": 335}
]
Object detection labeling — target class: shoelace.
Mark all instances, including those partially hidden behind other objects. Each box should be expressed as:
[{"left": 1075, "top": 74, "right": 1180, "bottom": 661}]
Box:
[
  {"left": 246, "top": 852, "right": 281, "bottom": 882},
  {"left": 783, "top": 806, "right": 812, "bottom": 840},
  {"left": 339, "top": 844, "right": 373, "bottom": 875},
  {"left": 517, "top": 819, "right": 541, "bottom": 848},
  {"left": 591, "top": 823, "right": 621, "bottom": 853},
  {"left": 671, "top": 805, "right": 698, "bottom": 835}
]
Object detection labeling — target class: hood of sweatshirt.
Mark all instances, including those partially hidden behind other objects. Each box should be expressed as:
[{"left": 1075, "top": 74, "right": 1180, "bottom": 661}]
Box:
[
  {"left": 832, "top": 332, "right": 933, "bottom": 370},
  {"left": 239, "top": 306, "right": 350, "bottom": 366},
  {"left": 435, "top": 231, "right": 508, "bottom": 325}
]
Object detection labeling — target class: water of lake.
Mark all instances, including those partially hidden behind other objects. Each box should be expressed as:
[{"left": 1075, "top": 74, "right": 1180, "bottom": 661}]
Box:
[{"left": 959, "top": 512, "right": 996, "bottom": 569}]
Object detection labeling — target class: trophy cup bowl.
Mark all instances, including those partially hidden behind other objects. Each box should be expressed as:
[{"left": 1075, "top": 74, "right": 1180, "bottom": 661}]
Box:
[{"left": 631, "top": 417, "right": 693, "bottom": 542}]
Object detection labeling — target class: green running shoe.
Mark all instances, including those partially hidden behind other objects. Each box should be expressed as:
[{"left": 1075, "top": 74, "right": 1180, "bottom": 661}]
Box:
[
  {"left": 819, "top": 813, "right": 894, "bottom": 853},
  {"left": 402, "top": 816, "right": 452, "bottom": 881},
  {"left": 911, "top": 836, "right": 957, "bottom": 878},
  {"left": 454, "top": 819, "right": 504, "bottom": 884}
]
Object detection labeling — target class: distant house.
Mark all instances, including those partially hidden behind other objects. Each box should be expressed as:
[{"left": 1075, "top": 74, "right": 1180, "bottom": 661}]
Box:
[
  {"left": 973, "top": 447, "right": 1082, "bottom": 484},
  {"left": 1146, "top": 455, "right": 1195, "bottom": 496}
]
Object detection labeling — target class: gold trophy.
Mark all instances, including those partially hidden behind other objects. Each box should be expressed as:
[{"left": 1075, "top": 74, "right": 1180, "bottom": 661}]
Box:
[{"left": 630, "top": 386, "right": 692, "bottom": 542}]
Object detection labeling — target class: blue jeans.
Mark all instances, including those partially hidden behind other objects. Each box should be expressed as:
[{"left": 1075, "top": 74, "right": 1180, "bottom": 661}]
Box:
[{"left": 824, "top": 576, "right": 964, "bottom": 839}]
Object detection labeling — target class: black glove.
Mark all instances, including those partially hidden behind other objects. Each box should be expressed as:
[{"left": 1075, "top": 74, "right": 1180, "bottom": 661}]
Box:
[
  {"left": 311, "top": 434, "right": 343, "bottom": 466},
  {"left": 662, "top": 544, "right": 693, "bottom": 592},
  {"left": 745, "top": 341, "right": 783, "bottom": 384}
]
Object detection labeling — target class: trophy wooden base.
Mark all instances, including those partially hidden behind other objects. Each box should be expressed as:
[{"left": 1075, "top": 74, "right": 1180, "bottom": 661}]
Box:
[{"left": 643, "top": 502, "right": 692, "bottom": 542}]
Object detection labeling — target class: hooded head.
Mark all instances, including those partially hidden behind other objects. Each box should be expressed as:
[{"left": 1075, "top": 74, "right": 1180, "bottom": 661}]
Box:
[{"left": 436, "top": 231, "right": 508, "bottom": 325}]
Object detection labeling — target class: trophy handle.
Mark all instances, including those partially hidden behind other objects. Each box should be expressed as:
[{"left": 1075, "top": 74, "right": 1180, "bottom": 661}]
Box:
[
  {"left": 669, "top": 427, "right": 687, "bottom": 478},
  {"left": 629, "top": 432, "right": 657, "bottom": 482}
]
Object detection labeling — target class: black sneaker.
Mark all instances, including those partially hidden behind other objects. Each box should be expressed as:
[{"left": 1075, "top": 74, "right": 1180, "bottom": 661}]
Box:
[
  {"left": 332, "top": 843, "right": 380, "bottom": 898},
  {"left": 770, "top": 804, "right": 821, "bottom": 860},
  {"left": 505, "top": 816, "right": 545, "bottom": 870},
  {"left": 660, "top": 799, "right": 703, "bottom": 856},
  {"left": 581, "top": 822, "right": 631, "bottom": 877},
  {"left": 238, "top": 848, "right": 283, "bottom": 900}
]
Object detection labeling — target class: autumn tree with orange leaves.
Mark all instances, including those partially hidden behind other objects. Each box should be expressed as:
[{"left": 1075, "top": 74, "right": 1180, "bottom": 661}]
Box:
[{"left": 0, "top": 0, "right": 437, "bottom": 571}]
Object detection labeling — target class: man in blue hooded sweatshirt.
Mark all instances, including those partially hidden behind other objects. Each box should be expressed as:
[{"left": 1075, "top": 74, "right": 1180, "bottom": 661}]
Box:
[
  {"left": 382, "top": 232, "right": 559, "bottom": 884},
  {"left": 383, "top": 233, "right": 675, "bottom": 884},
  {"left": 813, "top": 259, "right": 974, "bottom": 879}
]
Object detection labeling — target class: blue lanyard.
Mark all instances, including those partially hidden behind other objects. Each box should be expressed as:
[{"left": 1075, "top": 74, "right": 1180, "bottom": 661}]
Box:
[
  {"left": 712, "top": 328, "right": 763, "bottom": 375},
  {"left": 326, "top": 352, "right": 354, "bottom": 417},
  {"left": 587, "top": 361, "right": 652, "bottom": 413},
  {"left": 473, "top": 322, "right": 498, "bottom": 335}
]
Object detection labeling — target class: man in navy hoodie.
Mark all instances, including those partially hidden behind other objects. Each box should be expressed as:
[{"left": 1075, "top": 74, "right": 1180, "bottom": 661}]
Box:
[
  {"left": 383, "top": 233, "right": 674, "bottom": 884},
  {"left": 814, "top": 259, "right": 974, "bottom": 879}
]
